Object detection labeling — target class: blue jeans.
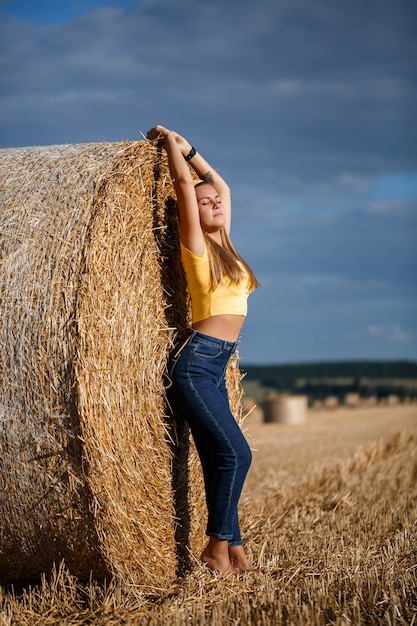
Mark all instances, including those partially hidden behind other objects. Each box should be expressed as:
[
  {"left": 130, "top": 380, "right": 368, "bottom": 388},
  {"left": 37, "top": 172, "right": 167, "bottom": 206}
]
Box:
[{"left": 167, "top": 330, "right": 252, "bottom": 547}]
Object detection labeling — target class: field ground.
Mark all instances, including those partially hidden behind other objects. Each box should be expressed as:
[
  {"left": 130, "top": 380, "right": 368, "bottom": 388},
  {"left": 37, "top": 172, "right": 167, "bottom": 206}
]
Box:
[
  {"left": 1, "top": 405, "right": 416, "bottom": 625},
  {"left": 243, "top": 403, "right": 417, "bottom": 490}
]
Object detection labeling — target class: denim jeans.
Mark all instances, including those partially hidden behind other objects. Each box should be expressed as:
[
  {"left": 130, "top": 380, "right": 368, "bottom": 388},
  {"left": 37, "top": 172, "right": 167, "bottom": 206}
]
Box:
[{"left": 167, "top": 330, "right": 252, "bottom": 547}]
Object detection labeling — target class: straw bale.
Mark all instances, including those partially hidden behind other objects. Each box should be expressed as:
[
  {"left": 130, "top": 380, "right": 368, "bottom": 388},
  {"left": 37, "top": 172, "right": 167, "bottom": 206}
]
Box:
[
  {"left": 262, "top": 394, "right": 307, "bottom": 424},
  {"left": 344, "top": 392, "right": 361, "bottom": 408},
  {"left": 0, "top": 140, "right": 244, "bottom": 588},
  {"left": 324, "top": 396, "right": 339, "bottom": 410}
]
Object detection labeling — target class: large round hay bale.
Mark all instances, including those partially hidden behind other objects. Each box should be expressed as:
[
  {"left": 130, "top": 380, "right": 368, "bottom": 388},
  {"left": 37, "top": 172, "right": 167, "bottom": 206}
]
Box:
[
  {"left": 0, "top": 140, "right": 245, "bottom": 588},
  {"left": 262, "top": 394, "right": 307, "bottom": 424}
]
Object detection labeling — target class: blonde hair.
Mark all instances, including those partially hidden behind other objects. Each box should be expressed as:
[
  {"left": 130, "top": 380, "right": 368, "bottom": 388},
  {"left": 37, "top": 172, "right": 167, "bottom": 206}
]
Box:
[{"left": 204, "top": 229, "right": 259, "bottom": 292}]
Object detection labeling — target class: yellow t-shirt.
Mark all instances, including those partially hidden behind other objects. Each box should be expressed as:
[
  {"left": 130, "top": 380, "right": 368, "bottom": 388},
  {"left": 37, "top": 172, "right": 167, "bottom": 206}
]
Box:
[{"left": 180, "top": 242, "right": 250, "bottom": 324}]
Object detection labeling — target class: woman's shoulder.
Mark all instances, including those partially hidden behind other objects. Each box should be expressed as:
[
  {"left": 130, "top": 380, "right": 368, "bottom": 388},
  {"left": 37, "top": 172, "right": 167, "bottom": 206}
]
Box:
[{"left": 180, "top": 240, "right": 207, "bottom": 260}]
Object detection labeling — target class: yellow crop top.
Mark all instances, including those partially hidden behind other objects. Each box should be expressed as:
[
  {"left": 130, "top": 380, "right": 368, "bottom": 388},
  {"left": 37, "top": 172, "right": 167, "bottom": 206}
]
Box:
[{"left": 180, "top": 241, "right": 250, "bottom": 323}]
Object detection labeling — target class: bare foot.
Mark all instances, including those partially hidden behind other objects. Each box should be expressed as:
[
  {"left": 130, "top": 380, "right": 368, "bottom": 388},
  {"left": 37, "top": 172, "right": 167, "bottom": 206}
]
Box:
[
  {"left": 201, "top": 538, "right": 238, "bottom": 576},
  {"left": 228, "top": 545, "right": 256, "bottom": 572}
]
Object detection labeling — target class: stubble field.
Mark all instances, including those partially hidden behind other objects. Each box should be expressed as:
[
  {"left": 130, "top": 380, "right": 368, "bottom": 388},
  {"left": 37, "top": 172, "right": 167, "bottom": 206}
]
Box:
[{"left": 1, "top": 404, "right": 416, "bottom": 625}]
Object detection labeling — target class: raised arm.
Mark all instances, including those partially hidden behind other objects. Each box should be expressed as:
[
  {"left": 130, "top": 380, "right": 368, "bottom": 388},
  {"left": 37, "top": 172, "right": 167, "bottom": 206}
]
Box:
[
  {"left": 179, "top": 139, "right": 232, "bottom": 236},
  {"left": 146, "top": 126, "right": 231, "bottom": 252}
]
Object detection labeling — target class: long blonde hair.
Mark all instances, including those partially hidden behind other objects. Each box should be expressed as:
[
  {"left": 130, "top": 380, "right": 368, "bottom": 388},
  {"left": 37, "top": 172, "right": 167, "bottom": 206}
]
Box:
[{"left": 204, "top": 229, "right": 259, "bottom": 292}]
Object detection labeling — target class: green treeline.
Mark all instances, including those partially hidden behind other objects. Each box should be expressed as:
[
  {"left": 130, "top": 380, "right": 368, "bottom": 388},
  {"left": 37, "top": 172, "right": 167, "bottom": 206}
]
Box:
[{"left": 241, "top": 360, "right": 417, "bottom": 402}]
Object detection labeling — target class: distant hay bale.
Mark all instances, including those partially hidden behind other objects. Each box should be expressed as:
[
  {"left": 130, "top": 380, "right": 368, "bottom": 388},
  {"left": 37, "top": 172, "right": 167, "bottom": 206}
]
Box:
[
  {"left": 344, "top": 392, "right": 361, "bottom": 408},
  {"left": 324, "top": 396, "right": 339, "bottom": 410},
  {"left": 311, "top": 399, "right": 323, "bottom": 410},
  {"left": 0, "top": 140, "right": 244, "bottom": 588},
  {"left": 262, "top": 394, "right": 307, "bottom": 424}
]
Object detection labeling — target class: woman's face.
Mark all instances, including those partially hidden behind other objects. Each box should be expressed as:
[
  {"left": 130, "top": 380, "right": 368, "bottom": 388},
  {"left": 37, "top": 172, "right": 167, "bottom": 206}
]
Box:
[{"left": 195, "top": 184, "right": 225, "bottom": 233}]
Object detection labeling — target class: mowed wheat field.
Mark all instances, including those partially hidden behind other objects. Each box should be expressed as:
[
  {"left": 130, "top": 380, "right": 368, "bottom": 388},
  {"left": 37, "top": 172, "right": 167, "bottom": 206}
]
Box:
[{"left": 1, "top": 404, "right": 416, "bottom": 626}]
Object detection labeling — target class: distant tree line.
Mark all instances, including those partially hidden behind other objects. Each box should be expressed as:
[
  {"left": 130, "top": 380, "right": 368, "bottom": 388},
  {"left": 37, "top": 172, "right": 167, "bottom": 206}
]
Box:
[{"left": 241, "top": 360, "right": 417, "bottom": 402}]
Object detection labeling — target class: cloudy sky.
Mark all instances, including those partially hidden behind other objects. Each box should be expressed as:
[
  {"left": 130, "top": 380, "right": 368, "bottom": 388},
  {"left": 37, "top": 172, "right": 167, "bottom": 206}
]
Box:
[{"left": 1, "top": 0, "right": 416, "bottom": 364}]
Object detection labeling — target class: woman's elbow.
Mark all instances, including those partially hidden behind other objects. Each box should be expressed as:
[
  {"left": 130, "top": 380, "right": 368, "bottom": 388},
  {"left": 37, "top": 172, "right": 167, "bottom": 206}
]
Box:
[{"left": 174, "top": 176, "right": 195, "bottom": 190}]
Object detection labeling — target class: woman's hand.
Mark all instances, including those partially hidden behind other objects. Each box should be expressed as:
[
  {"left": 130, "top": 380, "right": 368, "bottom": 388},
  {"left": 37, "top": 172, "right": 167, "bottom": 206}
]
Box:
[
  {"left": 146, "top": 126, "right": 191, "bottom": 157},
  {"left": 146, "top": 125, "right": 170, "bottom": 140}
]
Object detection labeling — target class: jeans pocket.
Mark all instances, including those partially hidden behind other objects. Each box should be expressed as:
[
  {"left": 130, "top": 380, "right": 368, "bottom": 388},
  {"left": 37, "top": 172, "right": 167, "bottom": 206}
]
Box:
[{"left": 193, "top": 342, "right": 223, "bottom": 359}]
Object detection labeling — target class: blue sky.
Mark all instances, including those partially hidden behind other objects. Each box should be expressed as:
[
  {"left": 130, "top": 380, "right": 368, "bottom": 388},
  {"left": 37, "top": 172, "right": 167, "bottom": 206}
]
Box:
[{"left": 1, "top": 0, "right": 416, "bottom": 364}]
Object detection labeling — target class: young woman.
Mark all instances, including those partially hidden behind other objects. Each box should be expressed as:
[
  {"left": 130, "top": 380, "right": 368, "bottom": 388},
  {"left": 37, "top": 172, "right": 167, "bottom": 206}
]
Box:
[{"left": 146, "top": 125, "right": 259, "bottom": 575}]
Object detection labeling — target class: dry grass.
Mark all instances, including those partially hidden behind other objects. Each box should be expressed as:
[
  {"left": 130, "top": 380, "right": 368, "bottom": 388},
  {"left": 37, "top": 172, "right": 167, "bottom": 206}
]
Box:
[{"left": 1, "top": 406, "right": 416, "bottom": 625}]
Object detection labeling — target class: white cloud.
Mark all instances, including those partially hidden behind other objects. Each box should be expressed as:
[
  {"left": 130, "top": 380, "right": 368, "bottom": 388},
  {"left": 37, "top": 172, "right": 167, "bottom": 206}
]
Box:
[
  {"left": 336, "top": 173, "right": 371, "bottom": 193},
  {"left": 367, "top": 324, "right": 412, "bottom": 343}
]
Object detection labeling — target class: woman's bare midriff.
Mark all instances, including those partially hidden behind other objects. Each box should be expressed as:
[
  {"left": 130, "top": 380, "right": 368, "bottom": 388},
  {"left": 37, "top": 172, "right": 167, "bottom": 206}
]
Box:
[{"left": 192, "top": 314, "right": 245, "bottom": 343}]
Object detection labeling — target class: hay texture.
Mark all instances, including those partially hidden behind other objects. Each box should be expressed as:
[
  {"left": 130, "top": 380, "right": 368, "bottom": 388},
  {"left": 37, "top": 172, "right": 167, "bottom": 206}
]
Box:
[{"left": 0, "top": 140, "right": 244, "bottom": 589}]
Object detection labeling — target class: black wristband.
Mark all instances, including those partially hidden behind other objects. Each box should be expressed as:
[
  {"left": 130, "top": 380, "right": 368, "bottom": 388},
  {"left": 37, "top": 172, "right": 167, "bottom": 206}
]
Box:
[{"left": 184, "top": 146, "right": 196, "bottom": 161}]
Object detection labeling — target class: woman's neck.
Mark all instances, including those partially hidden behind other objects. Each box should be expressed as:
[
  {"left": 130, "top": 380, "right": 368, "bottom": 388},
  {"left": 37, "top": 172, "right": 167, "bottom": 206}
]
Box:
[{"left": 205, "top": 231, "right": 222, "bottom": 246}]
